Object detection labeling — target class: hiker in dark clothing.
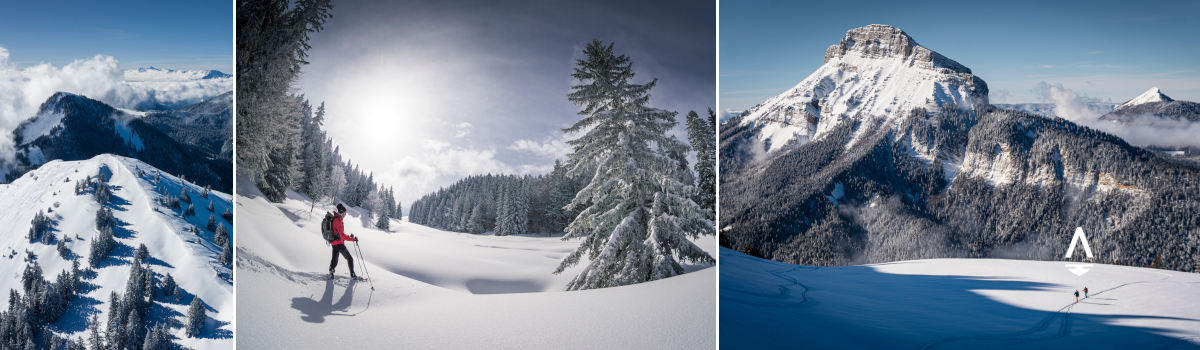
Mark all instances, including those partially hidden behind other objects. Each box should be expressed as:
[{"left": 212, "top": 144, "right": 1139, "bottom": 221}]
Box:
[
  {"left": 1074, "top": 290, "right": 1079, "bottom": 303},
  {"left": 329, "top": 204, "right": 358, "bottom": 279}
]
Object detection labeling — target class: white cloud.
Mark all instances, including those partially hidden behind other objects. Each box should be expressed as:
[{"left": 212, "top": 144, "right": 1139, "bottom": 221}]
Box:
[
  {"left": 0, "top": 46, "right": 230, "bottom": 160},
  {"left": 720, "top": 108, "right": 743, "bottom": 122},
  {"left": 379, "top": 139, "right": 557, "bottom": 206},
  {"left": 509, "top": 129, "right": 581, "bottom": 160}
]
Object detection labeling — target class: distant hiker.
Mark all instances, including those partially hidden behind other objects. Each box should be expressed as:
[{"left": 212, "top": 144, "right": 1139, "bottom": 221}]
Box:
[
  {"left": 1083, "top": 287, "right": 1088, "bottom": 298},
  {"left": 1074, "top": 290, "right": 1079, "bottom": 303},
  {"left": 329, "top": 204, "right": 358, "bottom": 280}
]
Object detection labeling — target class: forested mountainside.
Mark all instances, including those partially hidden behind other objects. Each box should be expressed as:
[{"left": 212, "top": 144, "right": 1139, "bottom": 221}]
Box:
[{"left": 8, "top": 92, "right": 233, "bottom": 192}]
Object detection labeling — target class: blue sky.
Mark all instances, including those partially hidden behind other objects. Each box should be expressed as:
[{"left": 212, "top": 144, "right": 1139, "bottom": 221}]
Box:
[
  {"left": 298, "top": 0, "right": 715, "bottom": 206},
  {"left": 0, "top": 0, "right": 232, "bottom": 72},
  {"left": 720, "top": 0, "right": 1200, "bottom": 116}
]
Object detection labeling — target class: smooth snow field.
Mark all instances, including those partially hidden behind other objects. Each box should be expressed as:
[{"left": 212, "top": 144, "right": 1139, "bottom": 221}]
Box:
[
  {"left": 236, "top": 174, "right": 716, "bottom": 349},
  {"left": 0, "top": 154, "right": 234, "bottom": 349},
  {"left": 720, "top": 248, "right": 1200, "bottom": 349}
]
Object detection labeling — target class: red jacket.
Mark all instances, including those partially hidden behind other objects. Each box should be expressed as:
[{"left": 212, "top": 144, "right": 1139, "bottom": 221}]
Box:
[{"left": 331, "top": 212, "right": 355, "bottom": 245}]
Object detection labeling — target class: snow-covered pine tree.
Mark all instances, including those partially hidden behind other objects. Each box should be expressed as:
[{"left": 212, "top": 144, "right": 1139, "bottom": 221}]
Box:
[
  {"left": 686, "top": 109, "right": 716, "bottom": 218},
  {"left": 466, "top": 204, "right": 485, "bottom": 234},
  {"left": 219, "top": 241, "right": 232, "bottom": 267},
  {"left": 510, "top": 180, "right": 529, "bottom": 235},
  {"left": 236, "top": 0, "right": 333, "bottom": 173},
  {"left": 186, "top": 296, "right": 205, "bottom": 337},
  {"left": 186, "top": 203, "right": 196, "bottom": 217},
  {"left": 376, "top": 212, "right": 390, "bottom": 230},
  {"left": 162, "top": 273, "right": 176, "bottom": 299},
  {"left": 180, "top": 187, "right": 192, "bottom": 204},
  {"left": 207, "top": 200, "right": 215, "bottom": 212},
  {"left": 215, "top": 223, "right": 229, "bottom": 247},
  {"left": 89, "top": 313, "right": 104, "bottom": 350},
  {"left": 136, "top": 243, "right": 149, "bottom": 260},
  {"left": 260, "top": 145, "right": 293, "bottom": 202},
  {"left": 223, "top": 208, "right": 234, "bottom": 222},
  {"left": 208, "top": 214, "right": 218, "bottom": 232},
  {"left": 552, "top": 39, "right": 715, "bottom": 291}
]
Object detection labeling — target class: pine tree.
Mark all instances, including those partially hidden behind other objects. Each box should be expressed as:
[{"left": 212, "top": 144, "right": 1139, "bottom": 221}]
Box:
[
  {"left": 162, "top": 273, "right": 176, "bottom": 299},
  {"left": 223, "top": 208, "right": 233, "bottom": 222},
  {"left": 553, "top": 39, "right": 715, "bottom": 290},
  {"left": 215, "top": 223, "right": 229, "bottom": 247},
  {"left": 1151, "top": 253, "right": 1163, "bottom": 269},
  {"left": 466, "top": 204, "right": 485, "bottom": 234},
  {"left": 236, "top": 0, "right": 334, "bottom": 173},
  {"left": 686, "top": 109, "right": 717, "bottom": 218},
  {"left": 186, "top": 296, "right": 205, "bottom": 337},
  {"left": 376, "top": 213, "right": 390, "bottom": 230},
  {"left": 88, "top": 313, "right": 104, "bottom": 350},
  {"left": 219, "top": 241, "right": 232, "bottom": 267},
  {"left": 207, "top": 200, "right": 215, "bottom": 212},
  {"left": 136, "top": 243, "right": 149, "bottom": 260},
  {"left": 208, "top": 214, "right": 218, "bottom": 232}
]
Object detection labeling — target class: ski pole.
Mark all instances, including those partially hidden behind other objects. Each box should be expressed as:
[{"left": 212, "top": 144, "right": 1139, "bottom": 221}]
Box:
[{"left": 354, "top": 240, "right": 374, "bottom": 290}]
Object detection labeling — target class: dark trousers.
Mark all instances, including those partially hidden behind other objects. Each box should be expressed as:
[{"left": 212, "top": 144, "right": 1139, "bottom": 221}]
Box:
[{"left": 330, "top": 244, "right": 354, "bottom": 275}]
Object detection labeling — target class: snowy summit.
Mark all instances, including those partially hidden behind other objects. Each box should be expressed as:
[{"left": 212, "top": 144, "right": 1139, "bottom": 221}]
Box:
[
  {"left": 1118, "top": 87, "right": 1173, "bottom": 109},
  {"left": 735, "top": 24, "right": 989, "bottom": 153},
  {"left": 124, "top": 67, "right": 232, "bottom": 82}
]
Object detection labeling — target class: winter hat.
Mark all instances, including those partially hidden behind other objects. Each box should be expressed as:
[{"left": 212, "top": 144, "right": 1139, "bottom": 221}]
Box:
[{"left": 337, "top": 204, "right": 346, "bottom": 213}]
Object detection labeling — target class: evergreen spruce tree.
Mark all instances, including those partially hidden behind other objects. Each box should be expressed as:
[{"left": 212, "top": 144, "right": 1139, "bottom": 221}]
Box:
[
  {"left": 219, "top": 241, "right": 232, "bottom": 267},
  {"left": 88, "top": 313, "right": 104, "bottom": 350},
  {"left": 223, "top": 208, "right": 233, "bottom": 222},
  {"left": 186, "top": 296, "right": 205, "bottom": 337},
  {"left": 208, "top": 214, "right": 219, "bottom": 232},
  {"left": 376, "top": 213, "right": 390, "bottom": 230},
  {"left": 136, "top": 243, "right": 148, "bottom": 260},
  {"left": 162, "top": 273, "right": 176, "bottom": 300},
  {"left": 207, "top": 200, "right": 215, "bottom": 212},
  {"left": 686, "top": 109, "right": 716, "bottom": 218},
  {"left": 466, "top": 204, "right": 485, "bottom": 234},
  {"left": 552, "top": 39, "right": 715, "bottom": 290},
  {"left": 259, "top": 146, "right": 293, "bottom": 202}
]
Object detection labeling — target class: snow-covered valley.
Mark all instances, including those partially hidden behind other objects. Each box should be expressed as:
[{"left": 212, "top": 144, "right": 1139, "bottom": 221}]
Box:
[
  {"left": 720, "top": 248, "right": 1200, "bottom": 349},
  {"left": 0, "top": 154, "right": 233, "bottom": 349},
  {"left": 236, "top": 174, "right": 716, "bottom": 349}
]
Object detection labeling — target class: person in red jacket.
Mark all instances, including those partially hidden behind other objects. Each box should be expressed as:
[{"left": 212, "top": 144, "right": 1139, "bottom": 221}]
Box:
[{"left": 329, "top": 204, "right": 358, "bottom": 280}]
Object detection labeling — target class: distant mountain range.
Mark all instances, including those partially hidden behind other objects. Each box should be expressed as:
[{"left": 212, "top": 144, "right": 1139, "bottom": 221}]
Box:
[
  {"left": 124, "top": 67, "right": 232, "bottom": 82},
  {"left": 6, "top": 91, "right": 233, "bottom": 192},
  {"left": 720, "top": 24, "right": 1200, "bottom": 272}
]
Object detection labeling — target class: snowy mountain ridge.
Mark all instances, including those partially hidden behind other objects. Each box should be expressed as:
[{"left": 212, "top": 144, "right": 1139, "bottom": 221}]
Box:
[
  {"left": 1118, "top": 87, "right": 1173, "bottom": 109},
  {"left": 124, "top": 67, "right": 232, "bottom": 82},
  {"left": 0, "top": 154, "right": 233, "bottom": 349},
  {"left": 736, "top": 24, "right": 989, "bottom": 153}
]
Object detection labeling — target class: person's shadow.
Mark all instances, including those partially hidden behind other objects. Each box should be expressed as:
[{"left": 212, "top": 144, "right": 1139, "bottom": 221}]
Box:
[{"left": 290, "top": 280, "right": 362, "bottom": 323}]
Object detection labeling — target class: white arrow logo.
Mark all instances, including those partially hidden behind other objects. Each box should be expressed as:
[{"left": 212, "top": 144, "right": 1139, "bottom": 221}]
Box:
[{"left": 1065, "top": 227, "right": 1094, "bottom": 276}]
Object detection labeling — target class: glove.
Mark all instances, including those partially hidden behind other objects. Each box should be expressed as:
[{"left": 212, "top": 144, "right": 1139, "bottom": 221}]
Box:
[{"left": 352, "top": 234, "right": 359, "bottom": 241}]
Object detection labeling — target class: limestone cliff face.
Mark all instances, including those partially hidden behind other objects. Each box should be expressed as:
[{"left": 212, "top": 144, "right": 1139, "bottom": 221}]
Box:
[{"left": 734, "top": 24, "right": 988, "bottom": 154}]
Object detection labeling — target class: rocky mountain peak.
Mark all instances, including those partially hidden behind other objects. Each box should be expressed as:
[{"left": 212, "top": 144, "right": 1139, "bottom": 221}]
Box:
[{"left": 824, "top": 24, "right": 972, "bottom": 75}]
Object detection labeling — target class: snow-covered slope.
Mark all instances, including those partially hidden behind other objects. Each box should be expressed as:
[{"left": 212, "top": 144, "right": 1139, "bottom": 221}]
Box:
[
  {"left": 0, "top": 154, "right": 233, "bottom": 349},
  {"left": 720, "top": 248, "right": 1200, "bottom": 349},
  {"left": 124, "top": 67, "right": 232, "bottom": 82},
  {"left": 236, "top": 174, "right": 715, "bottom": 349},
  {"left": 735, "top": 24, "right": 988, "bottom": 153}
]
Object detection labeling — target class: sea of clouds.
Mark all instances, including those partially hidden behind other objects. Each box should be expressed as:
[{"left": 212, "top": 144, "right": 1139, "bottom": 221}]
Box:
[{"left": 0, "top": 45, "right": 230, "bottom": 161}]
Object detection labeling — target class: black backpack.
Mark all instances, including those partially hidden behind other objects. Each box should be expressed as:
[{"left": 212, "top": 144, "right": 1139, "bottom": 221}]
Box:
[{"left": 321, "top": 212, "right": 338, "bottom": 243}]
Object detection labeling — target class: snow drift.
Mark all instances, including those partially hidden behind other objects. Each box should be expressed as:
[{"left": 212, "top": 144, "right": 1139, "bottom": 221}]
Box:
[
  {"left": 236, "top": 174, "right": 715, "bottom": 349},
  {"left": 720, "top": 248, "right": 1200, "bottom": 349}
]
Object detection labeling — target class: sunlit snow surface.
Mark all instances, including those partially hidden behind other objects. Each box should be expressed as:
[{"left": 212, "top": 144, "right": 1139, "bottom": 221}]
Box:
[
  {"left": 0, "top": 154, "right": 234, "bottom": 349},
  {"left": 236, "top": 174, "right": 716, "bottom": 349},
  {"left": 720, "top": 248, "right": 1200, "bottom": 349}
]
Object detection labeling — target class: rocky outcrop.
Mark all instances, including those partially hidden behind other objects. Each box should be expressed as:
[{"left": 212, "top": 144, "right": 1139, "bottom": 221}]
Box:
[{"left": 824, "top": 24, "right": 974, "bottom": 76}]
